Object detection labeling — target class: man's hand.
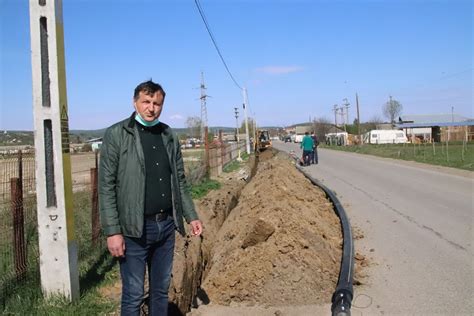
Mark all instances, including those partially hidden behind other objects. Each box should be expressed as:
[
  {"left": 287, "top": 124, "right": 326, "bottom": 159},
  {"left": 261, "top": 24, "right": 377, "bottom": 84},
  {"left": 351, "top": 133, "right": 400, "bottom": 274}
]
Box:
[
  {"left": 107, "top": 234, "right": 125, "bottom": 257},
  {"left": 189, "top": 220, "right": 203, "bottom": 237}
]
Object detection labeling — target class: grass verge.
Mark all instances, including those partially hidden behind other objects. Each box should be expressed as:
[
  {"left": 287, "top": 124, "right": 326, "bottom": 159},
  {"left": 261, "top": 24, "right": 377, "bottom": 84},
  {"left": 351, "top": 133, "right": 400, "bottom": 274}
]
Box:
[
  {"left": 223, "top": 152, "right": 249, "bottom": 173},
  {"left": 191, "top": 178, "right": 221, "bottom": 200},
  {"left": 322, "top": 141, "right": 473, "bottom": 171}
]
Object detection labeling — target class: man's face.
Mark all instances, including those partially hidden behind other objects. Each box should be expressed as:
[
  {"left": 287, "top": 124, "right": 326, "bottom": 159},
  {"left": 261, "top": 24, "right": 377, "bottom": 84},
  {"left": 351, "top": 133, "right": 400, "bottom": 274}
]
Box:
[{"left": 133, "top": 91, "right": 164, "bottom": 122}]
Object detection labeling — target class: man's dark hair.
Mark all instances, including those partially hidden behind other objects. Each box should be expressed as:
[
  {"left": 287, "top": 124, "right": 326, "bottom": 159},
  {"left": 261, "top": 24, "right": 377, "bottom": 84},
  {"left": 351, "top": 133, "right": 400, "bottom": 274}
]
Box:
[
  {"left": 133, "top": 80, "right": 166, "bottom": 101},
  {"left": 305, "top": 132, "right": 309, "bottom": 135}
]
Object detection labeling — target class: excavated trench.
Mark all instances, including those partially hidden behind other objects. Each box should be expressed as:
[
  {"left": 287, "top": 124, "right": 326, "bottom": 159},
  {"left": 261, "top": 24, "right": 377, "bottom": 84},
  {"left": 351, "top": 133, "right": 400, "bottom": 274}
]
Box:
[{"left": 168, "top": 149, "right": 353, "bottom": 315}]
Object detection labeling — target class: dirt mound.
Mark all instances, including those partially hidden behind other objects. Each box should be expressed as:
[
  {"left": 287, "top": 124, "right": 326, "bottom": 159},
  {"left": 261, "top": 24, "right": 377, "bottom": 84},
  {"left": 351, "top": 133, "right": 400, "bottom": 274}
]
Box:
[{"left": 201, "top": 151, "right": 342, "bottom": 306}]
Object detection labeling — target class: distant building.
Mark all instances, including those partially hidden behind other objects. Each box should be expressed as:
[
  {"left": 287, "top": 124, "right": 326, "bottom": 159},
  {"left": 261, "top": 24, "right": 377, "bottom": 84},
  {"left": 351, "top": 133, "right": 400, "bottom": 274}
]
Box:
[
  {"left": 397, "top": 114, "right": 474, "bottom": 142},
  {"left": 85, "top": 137, "right": 103, "bottom": 152},
  {"left": 91, "top": 141, "right": 102, "bottom": 152}
]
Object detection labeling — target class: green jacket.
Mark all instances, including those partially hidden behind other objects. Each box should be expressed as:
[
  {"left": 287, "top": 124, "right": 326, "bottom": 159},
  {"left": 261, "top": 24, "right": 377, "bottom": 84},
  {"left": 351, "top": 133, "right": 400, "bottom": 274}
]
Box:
[
  {"left": 99, "top": 113, "right": 199, "bottom": 237},
  {"left": 300, "top": 135, "right": 314, "bottom": 151}
]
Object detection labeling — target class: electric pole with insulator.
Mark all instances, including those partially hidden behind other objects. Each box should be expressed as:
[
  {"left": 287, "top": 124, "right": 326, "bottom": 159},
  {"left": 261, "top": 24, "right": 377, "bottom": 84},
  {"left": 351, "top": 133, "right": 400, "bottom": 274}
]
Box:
[
  {"left": 234, "top": 107, "right": 242, "bottom": 161},
  {"left": 200, "top": 72, "right": 208, "bottom": 144}
]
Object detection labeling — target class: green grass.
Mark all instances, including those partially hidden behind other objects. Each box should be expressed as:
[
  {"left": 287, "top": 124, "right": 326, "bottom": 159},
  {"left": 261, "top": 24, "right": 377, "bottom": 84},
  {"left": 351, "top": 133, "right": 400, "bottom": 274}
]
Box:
[
  {"left": 190, "top": 178, "right": 221, "bottom": 199},
  {"left": 222, "top": 160, "right": 241, "bottom": 173},
  {"left": 323, "top": 141, "right": 474, "bottom": 171},
  {"left": 2, "top": 262, "right": 118, "bottom": 316},
  {"left": 240, "top": 152, "right": 250, "bottom": 160},
  {"left": 223, "top": 152, "right": 250, "bottom": 173},
  {"left": 1, "top": 190, "right": 119, "bottom": 315}
]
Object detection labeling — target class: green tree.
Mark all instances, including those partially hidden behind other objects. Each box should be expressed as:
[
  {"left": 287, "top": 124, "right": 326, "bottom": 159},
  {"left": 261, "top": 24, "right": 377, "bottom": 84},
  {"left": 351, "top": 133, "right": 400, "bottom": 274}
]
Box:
[{"left": 239, "top": 117, "right": 256, "bottom": 139}]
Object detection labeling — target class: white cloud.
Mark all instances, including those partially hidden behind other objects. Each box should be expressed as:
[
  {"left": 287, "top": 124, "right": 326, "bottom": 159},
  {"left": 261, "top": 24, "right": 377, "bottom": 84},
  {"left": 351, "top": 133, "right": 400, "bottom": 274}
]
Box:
[
  {"left": 255, "top": 65, "right": 304, "bottom": 75},
  {"left": 169, "top": 114, "right": 184, "bottom": 120}
]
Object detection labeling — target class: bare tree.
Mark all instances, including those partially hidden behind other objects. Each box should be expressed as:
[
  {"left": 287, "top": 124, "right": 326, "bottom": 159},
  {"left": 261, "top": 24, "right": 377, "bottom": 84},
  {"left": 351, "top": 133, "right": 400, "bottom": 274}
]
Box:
[
  {"left": 363, "top": 115, "right": 384, "bottom": 133},
  {"left": 312, "top": 117, "right": 332, "bottom": 140},
  {"left": 367, "top": 115, "right": 383, "bottom": 124},
  {"left": 383, "top": 96, "right": 403, "bottom": 123},
  {"left": 185, "top": 116, "right": 202, "bottom": 139}
]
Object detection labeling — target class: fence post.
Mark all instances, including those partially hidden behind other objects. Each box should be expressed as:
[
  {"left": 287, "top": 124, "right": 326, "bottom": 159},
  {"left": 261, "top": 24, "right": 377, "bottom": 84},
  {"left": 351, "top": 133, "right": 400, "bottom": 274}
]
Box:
[
  {"left": 11, "top": 177, "right": 27, "bottom": 280},
  {"left": 219, "top": 130, "right": 226, "bottom": 166},
  {"left": 446, "top": 129, "right": 449, "bottom": 163},
  {"left": 18, "top": 150, "right": 23, "bottom": 191},
  {"left": 90, "top": 166, "right": 100, "bottom": 247}
]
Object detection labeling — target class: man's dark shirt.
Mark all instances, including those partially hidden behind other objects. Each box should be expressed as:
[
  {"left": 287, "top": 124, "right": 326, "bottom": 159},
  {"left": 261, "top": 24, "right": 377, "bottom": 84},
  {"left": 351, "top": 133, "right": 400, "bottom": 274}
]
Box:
[{"left": 137, "top": 122, "right": 173, "bottom": 215}]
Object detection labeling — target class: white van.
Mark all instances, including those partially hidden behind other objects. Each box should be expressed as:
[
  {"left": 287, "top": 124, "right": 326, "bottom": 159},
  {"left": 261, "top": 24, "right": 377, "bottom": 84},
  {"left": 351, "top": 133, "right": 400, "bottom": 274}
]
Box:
[{"left": 364, "top": 130, "right": 408, "bottom": 144}]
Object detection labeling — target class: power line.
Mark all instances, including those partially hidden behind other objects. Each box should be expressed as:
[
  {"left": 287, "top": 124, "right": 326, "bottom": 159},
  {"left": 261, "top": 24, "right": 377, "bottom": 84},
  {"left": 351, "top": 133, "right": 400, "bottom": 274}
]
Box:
[{"left": 194, "top": 0, "right": 242, "bottom": 90}]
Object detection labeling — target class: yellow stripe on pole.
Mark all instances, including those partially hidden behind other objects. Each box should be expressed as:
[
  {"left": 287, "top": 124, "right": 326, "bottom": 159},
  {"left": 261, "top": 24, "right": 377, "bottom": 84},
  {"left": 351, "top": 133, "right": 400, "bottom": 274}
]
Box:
[{"left": 56, "top": 20, "right": 75, "bottom": 242}]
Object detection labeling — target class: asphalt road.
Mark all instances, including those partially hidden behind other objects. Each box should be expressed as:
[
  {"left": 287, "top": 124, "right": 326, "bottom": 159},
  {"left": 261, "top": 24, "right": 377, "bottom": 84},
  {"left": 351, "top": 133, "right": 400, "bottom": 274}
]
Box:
[{"left": 273, "top": 141, "right": 473, "bottom": 316}]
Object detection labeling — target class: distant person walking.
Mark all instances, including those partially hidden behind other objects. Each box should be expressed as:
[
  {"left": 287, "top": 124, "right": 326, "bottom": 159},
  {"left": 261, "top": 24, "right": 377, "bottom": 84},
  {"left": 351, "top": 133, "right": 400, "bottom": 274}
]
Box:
[
  {"left": 300, "top": 132, "right": 314, "bottom": 166},
  {"left": 99, "top": 80, "right": 203, "bottom": 316},
  {"left": 311, "top": 132, "right": 319, "bottom": 164}
]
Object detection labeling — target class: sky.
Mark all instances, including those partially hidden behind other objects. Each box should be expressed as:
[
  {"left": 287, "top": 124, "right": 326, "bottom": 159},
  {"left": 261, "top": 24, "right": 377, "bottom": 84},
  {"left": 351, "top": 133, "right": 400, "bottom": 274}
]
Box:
[{"left": 0, "top": 0, "right": 472, "bottom": 131}]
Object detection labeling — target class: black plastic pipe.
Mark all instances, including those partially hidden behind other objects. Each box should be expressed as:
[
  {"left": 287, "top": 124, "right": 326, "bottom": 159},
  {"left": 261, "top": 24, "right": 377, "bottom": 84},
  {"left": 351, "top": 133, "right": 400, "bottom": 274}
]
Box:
[{"left": 288, "top": 151, "right": 354, "bottom": 316}]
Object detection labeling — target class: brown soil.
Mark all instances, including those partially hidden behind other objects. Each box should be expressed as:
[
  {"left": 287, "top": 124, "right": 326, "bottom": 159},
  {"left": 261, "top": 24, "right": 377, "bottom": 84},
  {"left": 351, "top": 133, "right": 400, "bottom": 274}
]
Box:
[
  {"left": 200, "top": 150, "right": 343, "bottom": 306},
  {"left": 99, "top": 149, "right": 368, "bottom": 314}
]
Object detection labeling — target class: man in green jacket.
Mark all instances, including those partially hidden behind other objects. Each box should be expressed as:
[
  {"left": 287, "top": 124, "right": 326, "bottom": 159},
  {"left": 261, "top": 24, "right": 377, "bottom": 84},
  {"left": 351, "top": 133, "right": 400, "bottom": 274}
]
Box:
[
  {"left": 300, "top": 131, "right": 314, "bottom": 166},
  {"left": 99, "top": 80, "right": 202, "bottom": 315}
]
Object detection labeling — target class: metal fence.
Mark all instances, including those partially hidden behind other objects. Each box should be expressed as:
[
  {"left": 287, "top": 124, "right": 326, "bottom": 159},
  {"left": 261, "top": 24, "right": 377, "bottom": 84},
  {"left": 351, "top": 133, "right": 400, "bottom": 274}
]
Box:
[
  {"left": 0, "top": 139, "right": 249, "bottom": 307},
  {"left": 0, "top": 152, "right": 38, "bottom": 307},
  {"left": 0, "top": 151, "right": 101, "bottom": 308}
]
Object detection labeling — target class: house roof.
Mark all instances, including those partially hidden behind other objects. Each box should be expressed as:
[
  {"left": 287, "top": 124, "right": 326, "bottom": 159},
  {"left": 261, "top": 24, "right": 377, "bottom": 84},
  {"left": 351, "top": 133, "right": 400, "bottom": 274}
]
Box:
[
  {"left": 399, "top": 114, "right": 471, "bottom": 124},
  {"left": 396, "top": 121, "right": 474, "bottom": 128}
]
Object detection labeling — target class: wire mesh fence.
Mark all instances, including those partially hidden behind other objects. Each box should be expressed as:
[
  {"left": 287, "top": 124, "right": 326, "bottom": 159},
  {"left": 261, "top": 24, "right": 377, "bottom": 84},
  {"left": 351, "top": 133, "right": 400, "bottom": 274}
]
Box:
[{"left": 0, "top": 151, "right": 102, "bottom": 308}]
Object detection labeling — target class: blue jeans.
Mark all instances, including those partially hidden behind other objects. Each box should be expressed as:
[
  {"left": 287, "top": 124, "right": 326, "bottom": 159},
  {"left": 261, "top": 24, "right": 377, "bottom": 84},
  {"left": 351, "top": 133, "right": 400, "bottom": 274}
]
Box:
[
  {"left": 312, "top": 148, "right": 318, "bottom": 164},
  {"left": 120, "top": 216, "right": 176, "bottom": 316}
]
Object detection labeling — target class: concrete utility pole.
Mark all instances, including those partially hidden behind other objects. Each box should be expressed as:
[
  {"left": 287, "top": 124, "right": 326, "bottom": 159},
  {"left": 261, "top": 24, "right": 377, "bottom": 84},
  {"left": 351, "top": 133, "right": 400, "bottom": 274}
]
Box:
[
  {"left": 234, "top": 107, "right": 242, "bottom": 161},
  {"left": 29, "top": 0, "right": 79, "bottom": 301},
  {"left": 242, "top": 87, "right": 251, "bottom": 154},
  {"left": 342, "top": 98, "right": 350, "bottom": 133},
  {"left": 200, "top": 72, "right": 208, "bottom": 143},
  {"left": 333, "top": 104, "right": 338, "bottom": 132},
  {"left": 342, "top": 98, "right": 350, "bottom": 125}
]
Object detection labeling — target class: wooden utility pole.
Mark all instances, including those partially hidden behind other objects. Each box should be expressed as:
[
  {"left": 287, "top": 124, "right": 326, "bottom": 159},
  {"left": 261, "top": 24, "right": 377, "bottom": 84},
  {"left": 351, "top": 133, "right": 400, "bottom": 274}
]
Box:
[{"left": 356, "top": 93, "right": 361, "bottom": 145}]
